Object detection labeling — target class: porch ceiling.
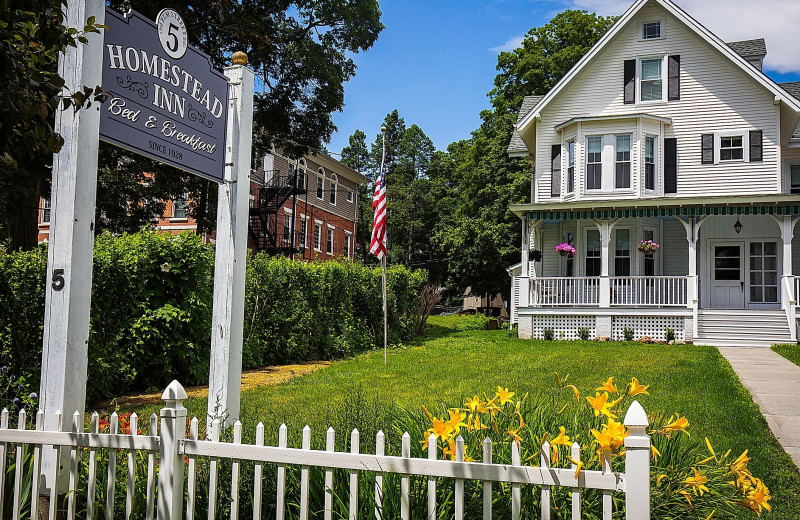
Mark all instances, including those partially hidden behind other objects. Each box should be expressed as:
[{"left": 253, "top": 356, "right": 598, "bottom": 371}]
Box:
[{"left": 510, "top": 194, "right": 800, "bottom": 220}]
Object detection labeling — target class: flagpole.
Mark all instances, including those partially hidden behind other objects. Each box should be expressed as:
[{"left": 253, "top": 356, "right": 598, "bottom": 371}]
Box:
[
  {"left": 380, "top": 124, "right": 388, "bottom": 366},
  {"left": 382, "top": 256, "right": 388, "bottom": 365}
]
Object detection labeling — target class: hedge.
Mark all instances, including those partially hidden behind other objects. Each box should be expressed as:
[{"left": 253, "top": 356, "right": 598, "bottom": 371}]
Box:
[{"left": 0, "top": 231, "right": 426, "bottom": 404}]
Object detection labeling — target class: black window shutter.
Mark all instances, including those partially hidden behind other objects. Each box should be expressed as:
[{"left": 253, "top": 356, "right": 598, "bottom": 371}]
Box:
[
  {"left": 668, "top": 55, "right": 680, "bottom": 100},
  {"left": 664, "top": 138, "right": 677, "bottom": 193},
  {"left": 749, "top": 130, "right": 763, "bottom": 162},
  {"left": 701, "top": 134, "right": 714, "bottom": 164},
  {"left": 623, "top": 59, "right": 636, "bottom": 104},
  {"left": 551, "top": 144, "right": 562, "bottom": 197}
]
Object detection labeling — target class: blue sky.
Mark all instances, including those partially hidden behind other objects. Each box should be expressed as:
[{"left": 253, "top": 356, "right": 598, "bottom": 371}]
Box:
[{"left": 326, "top": 0, "right": 800, "bottom": 155}]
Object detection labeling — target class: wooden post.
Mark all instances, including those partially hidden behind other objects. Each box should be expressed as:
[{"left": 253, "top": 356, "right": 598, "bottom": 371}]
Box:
[
  {"left": 39, "top": 0, "right": 105, "bottom": 494},
  {"left": 158, "top": 380, "right": 187, "bottom": 520},
  {"left": 207, "top": 52, "right": 254, "bottom": 428},
  {"left": 623, "top": 400, "right": 650, "bottom": 520}
]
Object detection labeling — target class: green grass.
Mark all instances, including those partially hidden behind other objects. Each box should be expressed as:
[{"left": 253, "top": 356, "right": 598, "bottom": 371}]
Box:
[
  {"left": 125, "top": 317, "right": 800, "bottom": 518},
  {"left": 772, "top": 343, "right": 800, "bottom": 367}
]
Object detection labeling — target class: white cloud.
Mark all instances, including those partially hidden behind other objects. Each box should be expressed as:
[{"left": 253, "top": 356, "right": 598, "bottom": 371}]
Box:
[
  {"left": 489, "top": 35, "right": 525, "bottom": 53},
  {"left": 566, "top": 0, "right": 800, "bottom": 73}
]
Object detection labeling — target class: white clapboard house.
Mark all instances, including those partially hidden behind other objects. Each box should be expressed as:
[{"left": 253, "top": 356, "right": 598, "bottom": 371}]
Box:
[{"left": 507, "top": 0, "right": 800, "bottom": 346}]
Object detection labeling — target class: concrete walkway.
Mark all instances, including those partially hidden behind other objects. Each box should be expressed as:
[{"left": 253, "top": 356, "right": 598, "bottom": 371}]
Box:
[{"left": 718, "top": 347, "right": 800, "bottom": 467}]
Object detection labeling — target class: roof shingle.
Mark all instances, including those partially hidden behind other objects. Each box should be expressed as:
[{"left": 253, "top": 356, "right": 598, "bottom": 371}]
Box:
[
  {"left": 726, "top": 38, "right": 767, "bottom": 58},
  {"left": 507, "top": 95, "right": 543, "bottom": 154}
]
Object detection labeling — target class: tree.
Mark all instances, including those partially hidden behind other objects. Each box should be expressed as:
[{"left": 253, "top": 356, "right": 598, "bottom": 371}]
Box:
[
  {"left": 1, "top": 0, "right": 383, "bottom": 250},
  {"left": 435, "top": 10, "right": 616, "bottom": 299},
  {"left": 0, "top": 0, "right": 104, "bottom": 250},
  {"left": 341, "top": 129, "right": 376, "bottom": 262}
]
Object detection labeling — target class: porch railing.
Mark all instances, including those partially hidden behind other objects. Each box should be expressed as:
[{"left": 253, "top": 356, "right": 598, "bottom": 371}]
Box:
[
  {"left": 527, "top": 276, "right": 688, "bottom": 308},
  {"left": 0, "top": 381, "right": 652, "bottom": 520},
  {"left": 530, "top": 277, "right": 600, "bottom": 307},
  {"left": 610, "top": 277, "right": 688, "bottom": 307}
]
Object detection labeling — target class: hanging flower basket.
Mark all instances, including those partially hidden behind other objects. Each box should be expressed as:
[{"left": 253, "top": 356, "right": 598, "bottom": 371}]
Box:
[
  {"left": 555, "top": 243, "right": 576, "bottom": 258},
  {"left": 637, "top": 240, "right": 660, "bottom": 255}
]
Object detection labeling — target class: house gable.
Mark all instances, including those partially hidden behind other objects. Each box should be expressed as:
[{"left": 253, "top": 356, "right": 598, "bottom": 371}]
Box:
[{"left": 519, "top": 0, "right": 800, "bottom": 202}]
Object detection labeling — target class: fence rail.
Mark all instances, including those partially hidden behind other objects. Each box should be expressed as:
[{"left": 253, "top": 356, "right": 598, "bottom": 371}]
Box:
[{"left": 0, "top": 381, "right": 651, "bottom": 520}]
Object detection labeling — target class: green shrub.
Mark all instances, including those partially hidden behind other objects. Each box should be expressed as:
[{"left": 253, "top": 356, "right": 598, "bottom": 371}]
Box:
[
  {"left": 577, "top": 327, "right": 590, "bottom": 341},
  {"left": 623, "top": 326, "right": 634, "bottom": 341},
  {"left": 543, "top": 328, "right": 554, "bottom": 341},
  {"left": 665, "top": 327, "right": 676, "bottom": 342},
  {"left": 0, "top": 233, "right": 427, "bottom": 403}
]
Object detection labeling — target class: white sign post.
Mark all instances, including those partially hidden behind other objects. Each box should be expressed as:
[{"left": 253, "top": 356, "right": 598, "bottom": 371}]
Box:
[
  {"left": 39, "top": 0, "right": 105, "bottom": 493},
  {"left": 207, "top": 52, "right": 254, "bottom": 428}
]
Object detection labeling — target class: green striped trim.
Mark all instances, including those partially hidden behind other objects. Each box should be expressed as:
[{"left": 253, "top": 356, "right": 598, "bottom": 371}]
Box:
[{"left": 526, "top": 205, "right": 800, "bottom": 220}]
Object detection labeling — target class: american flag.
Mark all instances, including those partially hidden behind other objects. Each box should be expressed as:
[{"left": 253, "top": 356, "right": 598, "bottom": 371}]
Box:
[{"left": 369, "top": 150, "right": 387, "bottom": 260}]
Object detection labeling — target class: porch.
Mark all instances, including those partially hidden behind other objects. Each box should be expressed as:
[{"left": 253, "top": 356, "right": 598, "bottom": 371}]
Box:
[{"left": 509, "top": 198, "right": 800, "bottom": 345}]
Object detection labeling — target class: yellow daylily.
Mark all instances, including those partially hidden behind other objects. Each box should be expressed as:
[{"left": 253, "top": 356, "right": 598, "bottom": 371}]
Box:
[
  {"left": 684, "top": 467, "right": 709, "bottom": 496},
  {"left": 704, "top": 511, "right": 715, "bottom": 520},
  {"left": 507, "top": 428, "right": 522, "bottom": 444},
  {"left": 464, "top": 395, "right": 487, "bottom": 415},
  {"left": 469, "top": 414, "right": 489, "bottom": 431},
  {"left": 741, "top": 478, "right": 771, "bottom": 514},
  {"left": 651, "top": 444, "right": 661, "bottom": 461},
  {"left": 730, "top": 450, "right": 750, "bottom": 475},
  {"left": 549, "top": 426, "right": 571, "bottom": 464},
  {"left": 445, "top": 409, "right": 467, "bottom": 434},
  {"left": 656, "top": 474, "right": 668, "bottom": 486},
  {"left": 567, "top": 456, "right": 583, "bottom": 479},
  {"left": 496, "top": 386, "right": 515, "bottom": 405},
  {"left": 591, "top": 428, "right": 613, "bottom": 451},
  {"left": 566, "top": 384, "right": 581, "bottom": 402},
  {"left": 664, "top": 414, "right": 690, "bottom": 436},
  {"left": 586, "top": 392, "right": 617, "bottom": 418},
  {"left": 596, "top": 377, "right": 618, "bottom": 394},
  {"left": 628, "top": 377, "right": 650, "bottom": 396},
  {"left": 428, "top": 417, "right": 453, "bottom": 440}
]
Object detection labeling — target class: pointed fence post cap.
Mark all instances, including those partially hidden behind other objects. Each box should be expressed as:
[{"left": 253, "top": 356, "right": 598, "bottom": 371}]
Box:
[
  {"left": 623, "top": 400, "right": 648, "bottom": 427},
  {"left": 162, "top": 380, "right": 188, "bottom": 402}
]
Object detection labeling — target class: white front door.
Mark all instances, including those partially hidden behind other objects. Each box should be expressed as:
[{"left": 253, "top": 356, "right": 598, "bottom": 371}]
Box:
[{"left": 711, "top": 243, "right": 745, "bottom": 308}]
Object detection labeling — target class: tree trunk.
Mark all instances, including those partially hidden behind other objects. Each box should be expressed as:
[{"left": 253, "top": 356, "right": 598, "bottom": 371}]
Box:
[{"left": 5, "top": 180, "right": 41, "bottom": 251}]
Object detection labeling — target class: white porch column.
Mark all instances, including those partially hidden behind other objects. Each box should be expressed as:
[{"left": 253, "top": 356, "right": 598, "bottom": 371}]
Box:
[
  {"left": 519, "top": 218, "right": 530, "bottom": 308},
  {"left": 679, "top": 216, "right": 708, "bottom": 341},
  {"left": 595, "top": 219, "right": 614, "bottom": 308},
  {"left": 772, "top": 214, "right": 799, "bottom": 316}
]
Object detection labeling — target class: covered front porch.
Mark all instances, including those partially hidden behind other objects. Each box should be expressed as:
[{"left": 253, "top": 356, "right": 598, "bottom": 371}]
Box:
[{"left": 509, "top": 197, "right": 800, "bottom": 344}]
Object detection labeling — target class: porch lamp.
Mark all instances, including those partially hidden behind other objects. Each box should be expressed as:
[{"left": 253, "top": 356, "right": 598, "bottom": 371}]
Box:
[{"left": 734, "top": 217, "right": 743, "bottom": 234}]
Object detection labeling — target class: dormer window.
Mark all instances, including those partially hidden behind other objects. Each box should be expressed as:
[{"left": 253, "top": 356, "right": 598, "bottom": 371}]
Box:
[{"left": 642, "top": 21, "right": 661, "bottom": 39}]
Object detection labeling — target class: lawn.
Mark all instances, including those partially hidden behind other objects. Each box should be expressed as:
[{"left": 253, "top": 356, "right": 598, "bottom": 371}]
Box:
[
  {"left": 125, "top": 316, "right": 800, "bottom": 518},
  {"left": 772, "top": 343, "right": 800, "bottom": 367}
]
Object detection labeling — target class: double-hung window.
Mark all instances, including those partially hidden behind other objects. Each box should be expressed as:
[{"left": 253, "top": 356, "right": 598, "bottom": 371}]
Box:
[
  {"left": 791, "top": 165, "right": 800, "bottom": 194},
  {"left": 327, "top": 228, "right": 334, "bottom": 255},
  {"left": 344, "top": 234, "right": 352, "bottom": 258},
  {"left": 585, "top": 230, "right": 601, "bottom": 276},
  {"left": 316, "top": 174, "right": 324, "bottom": 199},
  {"left": 314, "top": 224, "right": 321, "bottom": 251},
  {"left": 615, "top": 135, "right": 631, "bottom": 189},
  {"left": 720, "top": 135, "right": 744, "bottom": 161},
  {"left": 614, "top": 229, "right": 631, "bottom": 276},
  {"left": 299, "top": 217, "right": 307, "bottom": 248},
  {"left": 641, "top": 58, "right": 663, "bottom": 101},
  {"left": 645, "top": 136, "right": 656, "bottom": 190},
  {"left": 41, "top": 198, "right": 51, "bottom": 224},
  {"left": 172, "top": 193, "right": 188, "bottom": 219},
  {"left": 329, "top": 174, "right": 337, "bottom": 205},
  {"left": 283, "top": 214, "right": 292, "bottom": 243},
  {"left": 567, "top": 141, "right": 575, "bottom": 193},
  {"left": 586, "top": 137, "right": 603, "bottom": 190}
]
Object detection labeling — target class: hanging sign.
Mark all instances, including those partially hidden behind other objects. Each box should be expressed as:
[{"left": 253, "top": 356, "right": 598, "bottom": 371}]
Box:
[{"left": 99, "top": 7, "right": 228, "bottom": 183}]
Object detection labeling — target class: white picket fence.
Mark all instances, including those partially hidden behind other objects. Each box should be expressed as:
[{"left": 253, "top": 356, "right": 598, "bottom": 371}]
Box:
[{"left": 0, "top": 381, "right": 651, "bottom": 520}]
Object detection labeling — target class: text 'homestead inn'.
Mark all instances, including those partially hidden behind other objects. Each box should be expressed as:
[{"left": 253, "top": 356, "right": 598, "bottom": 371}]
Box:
[{"left": 507, "top": 0, "right": 800, "bottom": 346}]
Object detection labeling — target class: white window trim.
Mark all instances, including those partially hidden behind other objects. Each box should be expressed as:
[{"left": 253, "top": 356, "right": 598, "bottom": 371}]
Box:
[
  {"left": 565, "top": 136, "right": 576, "bottom": 196},
  {"left": 170, "top": 193, "right": 189, "bottom": 221},
  {"left": 585, "top": 135, "right": 604, "bottom": 191},
  {"left": 638, "top": 17, "right": 665, "bottom": 41},
  {"left": 313, "top": 223, "right": 322, "bottom": 252},
  {"left": 326, "top": 227, "right": 335, "bottom": 255},
  {"left": 715, "top": 131, "right": 749, "bottom": 164},
  {"left": 583, "top": 133, "right": 636, "bottom": 195},
  {"left": 614, "top": 133, "right": 633, "bottom": 190},
  {"left": 298, "top": 216, "right": 308, "bottom": 248},
  {"left": 636, "top": 54, "right": 667, "bottom": 105},
  {"left": 329, "top": 173, "right": 338, "bottom": 206},
  {"left": 344, "top": 230, "right": 353, "bottom": 258},
  {"left": 346, "top": 189, "right": 353, "bottom": 203},
  {"left": 643, "top": 134, "right": 658, "bottom": 193}
]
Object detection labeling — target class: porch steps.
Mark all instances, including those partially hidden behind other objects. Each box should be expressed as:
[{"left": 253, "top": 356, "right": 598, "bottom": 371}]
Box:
[{"left": 695, "top": 310, "right": 795, "bottom": 347}]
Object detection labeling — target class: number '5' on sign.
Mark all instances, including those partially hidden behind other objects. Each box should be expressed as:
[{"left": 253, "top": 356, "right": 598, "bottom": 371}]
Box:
[{"left": 52, "top": 269, "right": 65, "bottom": 291}]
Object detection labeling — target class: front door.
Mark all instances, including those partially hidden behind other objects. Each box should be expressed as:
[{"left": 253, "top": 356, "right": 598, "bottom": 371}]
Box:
[{"left": 711, "top": 243, "right": 744, "bottom": 308}]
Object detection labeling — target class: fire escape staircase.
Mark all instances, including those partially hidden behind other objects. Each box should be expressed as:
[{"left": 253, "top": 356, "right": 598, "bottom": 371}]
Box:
[{"left": 248, "top": 169, "right": 307, "bottom": 254}]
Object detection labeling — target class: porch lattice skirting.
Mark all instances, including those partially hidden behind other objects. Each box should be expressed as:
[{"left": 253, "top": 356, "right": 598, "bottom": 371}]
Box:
[{"left": 521, "top": 312, "right": 688, "bottom": 341}]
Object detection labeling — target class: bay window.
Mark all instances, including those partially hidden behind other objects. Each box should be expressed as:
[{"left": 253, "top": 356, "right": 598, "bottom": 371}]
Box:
[
  {"left": 615, "top": 135, "right": 631, "bottom": 189},
  {"left": 645, "top": 136, "right": 656, "bottom": 190},
  {"left": 567, "top": 140, "right": 575, "bottom": 193},
  {"left": 586, "top": 136, "right": 603, "bottom": 190}
]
